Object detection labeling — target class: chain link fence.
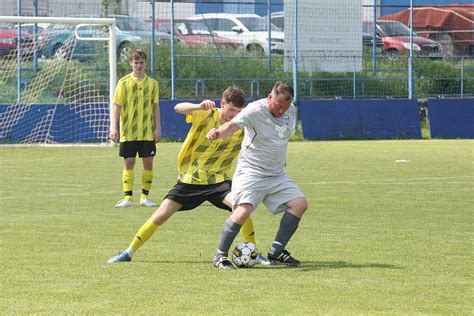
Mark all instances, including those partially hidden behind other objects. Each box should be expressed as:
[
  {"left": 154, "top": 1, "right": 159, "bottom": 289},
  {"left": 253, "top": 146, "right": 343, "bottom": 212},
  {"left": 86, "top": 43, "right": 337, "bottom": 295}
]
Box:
[{"left": 0, "top": 0, "right": 473, "bottom": 101}]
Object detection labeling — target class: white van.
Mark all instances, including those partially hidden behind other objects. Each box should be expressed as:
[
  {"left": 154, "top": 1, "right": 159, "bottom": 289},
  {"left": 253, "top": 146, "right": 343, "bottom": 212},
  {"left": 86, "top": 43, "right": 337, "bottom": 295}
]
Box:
[{"left": 187, "top": 13, "right": 284, "bottom": 55}]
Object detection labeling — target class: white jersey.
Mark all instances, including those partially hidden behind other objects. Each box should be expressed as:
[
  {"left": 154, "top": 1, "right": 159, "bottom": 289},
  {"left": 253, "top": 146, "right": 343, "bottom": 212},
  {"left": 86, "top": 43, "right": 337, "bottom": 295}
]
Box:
[{"left": 233, "top": 98, "right": 297, "bottom": 176}]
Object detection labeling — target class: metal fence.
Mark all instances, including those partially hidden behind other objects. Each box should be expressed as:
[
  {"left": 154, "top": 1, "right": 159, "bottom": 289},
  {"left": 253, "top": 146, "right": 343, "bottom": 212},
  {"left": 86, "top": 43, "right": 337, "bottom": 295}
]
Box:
[{"left": 0, "top": 0, "right": 473, "bottom": 101}]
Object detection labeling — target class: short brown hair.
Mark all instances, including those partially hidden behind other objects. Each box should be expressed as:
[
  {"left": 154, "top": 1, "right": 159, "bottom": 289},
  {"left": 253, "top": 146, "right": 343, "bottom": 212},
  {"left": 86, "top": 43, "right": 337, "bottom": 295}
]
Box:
[
  {"left": 129, "top": 48, "right": 147, "bottom": 62},
  {"left": 222, "top": 86, "right": 246, "bottom": 108},
  {"left": 271, "top": 81, "right": 294, "bottom": 101}
]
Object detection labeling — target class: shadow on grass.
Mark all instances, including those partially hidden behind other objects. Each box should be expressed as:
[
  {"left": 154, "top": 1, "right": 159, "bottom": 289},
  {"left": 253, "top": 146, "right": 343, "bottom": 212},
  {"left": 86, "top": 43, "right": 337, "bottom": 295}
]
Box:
[
  {"left": 296, "top": 261, "right": 401, "bottom": 271},
  {"left": 133, "top": 260, "right": 401, "bottom": 271}
]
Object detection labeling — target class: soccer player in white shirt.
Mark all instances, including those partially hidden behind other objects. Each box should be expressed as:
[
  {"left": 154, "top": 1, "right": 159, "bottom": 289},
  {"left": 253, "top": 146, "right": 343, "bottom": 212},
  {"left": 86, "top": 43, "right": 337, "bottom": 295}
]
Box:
[{"left": 207, "top": 82, "right": 308, "bottom": 269}]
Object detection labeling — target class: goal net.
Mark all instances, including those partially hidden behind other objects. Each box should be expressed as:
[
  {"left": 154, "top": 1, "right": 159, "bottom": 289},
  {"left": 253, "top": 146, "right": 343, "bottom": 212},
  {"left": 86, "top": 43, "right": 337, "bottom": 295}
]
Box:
[{"left": 0, "top": 16, "right": 117, "bottom": 144}]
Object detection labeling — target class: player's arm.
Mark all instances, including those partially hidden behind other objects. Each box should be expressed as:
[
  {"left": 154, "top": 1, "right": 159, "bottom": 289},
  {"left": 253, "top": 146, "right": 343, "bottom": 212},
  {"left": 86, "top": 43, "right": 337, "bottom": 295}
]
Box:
[
  {"left": 174, "top": 100, "right": 215, "bottom": 115},
  {"left": 206, "top": 120, "right": 241, "bottom": 140},
  {"left": 153, "top": 102, "right": 161, "bottom": 143},
  {"left": 109, "top": 103, "right": 121, "bottom": 142}
]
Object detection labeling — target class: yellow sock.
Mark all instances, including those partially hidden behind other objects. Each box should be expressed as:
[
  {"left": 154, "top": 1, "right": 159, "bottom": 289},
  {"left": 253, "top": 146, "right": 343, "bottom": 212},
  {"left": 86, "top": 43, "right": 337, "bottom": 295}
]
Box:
[
  {"left": 129, "top": 218, "right": 160, "bottom": 251},
  {"left": 123, "top": 169, "right": 134, "bottom": 199},
  {"left": 141, "top": 169, "right": 153, "bottom": 199},
  {"left": 240, "top": 216, "right": 257, "bottom": 245}
]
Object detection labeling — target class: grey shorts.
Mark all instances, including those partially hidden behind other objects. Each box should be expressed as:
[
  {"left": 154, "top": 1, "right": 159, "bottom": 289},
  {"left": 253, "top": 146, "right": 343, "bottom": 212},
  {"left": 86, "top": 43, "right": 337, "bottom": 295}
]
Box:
[{"left": 232, "top": 170, "right": 305, "bottom": 214}]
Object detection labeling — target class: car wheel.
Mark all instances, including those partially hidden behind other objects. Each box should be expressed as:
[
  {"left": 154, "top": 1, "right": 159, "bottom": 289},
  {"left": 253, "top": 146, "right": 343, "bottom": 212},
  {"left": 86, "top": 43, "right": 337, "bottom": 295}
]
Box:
[
  {"left": 386, "top": 49, "right": 398, "bottom": 60},
  {"left": 247, "top": 44, "right": 264, "bottom": 54},
  {"left": 119, "top": 43, "right": 132, "bottom": 61}
]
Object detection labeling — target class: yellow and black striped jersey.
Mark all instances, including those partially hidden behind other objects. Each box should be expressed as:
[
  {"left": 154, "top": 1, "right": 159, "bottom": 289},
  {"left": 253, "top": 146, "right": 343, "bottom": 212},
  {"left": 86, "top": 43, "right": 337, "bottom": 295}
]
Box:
[
  {"left": 177, "top": 109, "right": 243, "bottom": 184},
  {"left": 113, "top": 73, "right": 159, "bottom": 142}
]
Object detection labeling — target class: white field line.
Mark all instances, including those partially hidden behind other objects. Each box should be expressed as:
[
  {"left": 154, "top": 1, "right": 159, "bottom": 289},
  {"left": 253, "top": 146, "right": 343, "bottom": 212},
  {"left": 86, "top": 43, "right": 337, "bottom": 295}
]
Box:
[
  {"left": 0, "top": 188, "right": 171, "bottom": 200},
  {"left": 1, "top": 155, "right": 113, "bottom": 163},
  {"left": 300, "top": 176, "right": 474, "bottom": 186},
  {"left": 2, "top": 176, "right": 472, "bottom": 201}
]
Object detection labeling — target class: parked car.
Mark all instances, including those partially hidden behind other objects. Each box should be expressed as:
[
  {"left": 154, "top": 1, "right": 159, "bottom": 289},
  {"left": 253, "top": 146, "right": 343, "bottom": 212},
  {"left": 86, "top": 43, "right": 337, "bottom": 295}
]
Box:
[
  {"left": 15, "top": 23, "right": 49, "bottom": 36},
  {"left": 152, "top": 19, "right": 242, "bottom": 49},
  {"left": 380, "top": 5, "right": 474, "bottom": 56},
  {"left": 266, "top": 11, "right": 284, "bottom": 31},
  {"left": 41, "top": 15, "right": 171, "bottom": 60},
  {"left": 17, "top": 23, "right": 49, "bottom": 55},
  {"left": 0, "top": 23, "right": 34, "bottom": 58},
  {"left": 187, "top": 13, "right": 284, "bottom": 55},
  {"left": 363, "top": 20, "right": 442, "bottom": 58},
  {"left": 363, "top": 32, "right": 384, "bottom": 52}
]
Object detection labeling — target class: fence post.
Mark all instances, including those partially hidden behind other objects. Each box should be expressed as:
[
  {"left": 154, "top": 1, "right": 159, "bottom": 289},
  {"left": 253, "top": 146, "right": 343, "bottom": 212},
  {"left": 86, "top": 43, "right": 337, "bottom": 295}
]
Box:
[
  {"left": 150, "top": 0, "right": 155, "bottom": 77},
  {"left": 267, "top": 0, "right": 272, "bottom": 72},
  {"left": 17, "top": 0, "right": 22, "bottom": 103},
  {"left": 408, "top": 0, "right": 414, "bottom": 99},
  {"left": 292, "top": 0, "right": 298, "bottom": 105},
  {"left": 372, "top": 1, "right": 377, "bottom": 74},
  {"left": 353, "top": 55, "right": 357, "bottom": 99},
  {"left": 170, "top": 0, "right": 176, "bottom": 100},
  {"left": 195, "top": 80, "right": 201, "bottom": 98},
  {"left": 34, "top": 0, "right": 39, "bottom": 73},
  {"left": 251, "top": 80, "right": 260, "bottom": 98}
]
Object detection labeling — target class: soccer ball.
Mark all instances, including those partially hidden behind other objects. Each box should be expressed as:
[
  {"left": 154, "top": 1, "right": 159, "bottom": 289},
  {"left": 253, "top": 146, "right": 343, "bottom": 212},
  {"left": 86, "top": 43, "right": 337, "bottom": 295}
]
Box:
[{"left": 232, "top": 242, "right": 258, "bottom": 268}]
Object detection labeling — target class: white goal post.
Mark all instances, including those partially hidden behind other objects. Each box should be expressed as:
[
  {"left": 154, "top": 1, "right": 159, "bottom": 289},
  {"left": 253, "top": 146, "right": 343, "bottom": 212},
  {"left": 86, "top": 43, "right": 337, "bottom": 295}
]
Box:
[{"left": 0, "top": 16, "right": 117, "bottom": 144}]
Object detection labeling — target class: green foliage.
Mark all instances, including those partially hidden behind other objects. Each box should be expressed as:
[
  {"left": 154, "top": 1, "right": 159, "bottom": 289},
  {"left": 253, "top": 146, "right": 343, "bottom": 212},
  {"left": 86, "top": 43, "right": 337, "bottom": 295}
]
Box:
[
  {"left": 144, "top": 47, "right": 473, "bottom": 99},
  {"left": 0, "top": 82, "right": 19, "bottom": 103},
  {"left": 1, "top": 140, "right": 473, "bottom": 314},
  {"left": 415, "top": 58, "right": 462, "bottom": 96},
  {"left": 2, "top": 46, "right": 472, "bottom": 102},
  {"left": 101, "top": 0, "right": 121, "bottom": 16},
  {"left": 420, "top": 118, "right": 431, "bottom": 139},
  {"left": 289, "top": 121, "right": 304, "bottom": 141}
]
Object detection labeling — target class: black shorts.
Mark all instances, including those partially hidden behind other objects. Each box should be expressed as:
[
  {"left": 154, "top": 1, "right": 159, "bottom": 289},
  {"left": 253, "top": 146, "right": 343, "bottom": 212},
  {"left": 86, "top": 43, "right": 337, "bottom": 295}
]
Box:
[
  {"left": 165, "top": 180, "right": 232, "bottom": 212},
  {"left": 119, "top": 141, "right": 156, "bottom": 158}
]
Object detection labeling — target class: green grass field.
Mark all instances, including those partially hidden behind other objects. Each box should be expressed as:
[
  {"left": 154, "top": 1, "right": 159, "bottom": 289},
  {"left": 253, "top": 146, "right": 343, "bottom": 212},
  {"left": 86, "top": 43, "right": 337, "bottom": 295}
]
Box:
[{"left": 1, "top": 140, "right": 473, "bottom": 315}]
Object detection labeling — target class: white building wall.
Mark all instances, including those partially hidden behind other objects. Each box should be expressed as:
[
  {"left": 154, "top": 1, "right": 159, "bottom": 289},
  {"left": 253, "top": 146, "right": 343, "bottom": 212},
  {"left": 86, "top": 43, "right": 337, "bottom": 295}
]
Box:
[
  {"left": 1, "top": 0, "right": 196, "bottom": 20},
  {"left": 284, "top": 0, "right": 363, "bottom": 73},
  {"left": 127, "top": 2, "right": 196, "bottom": 20}
]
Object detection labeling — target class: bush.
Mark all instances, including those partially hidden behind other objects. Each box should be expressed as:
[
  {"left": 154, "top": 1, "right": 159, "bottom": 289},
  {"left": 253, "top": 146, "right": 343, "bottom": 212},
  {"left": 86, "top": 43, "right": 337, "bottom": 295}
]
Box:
[
  {"left": 415, "top": 58, "right": 461, "bottom": 97},
  {"left": 2, "top": 45, "right": 471, "bottom": 103}
]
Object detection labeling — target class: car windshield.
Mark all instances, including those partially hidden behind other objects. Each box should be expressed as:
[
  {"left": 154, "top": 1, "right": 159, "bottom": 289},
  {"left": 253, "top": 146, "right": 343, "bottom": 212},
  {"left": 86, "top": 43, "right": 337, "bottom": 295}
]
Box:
[
  {"left": 186, "top": 21, "right": 215, "bottom": 35},
  {"left": 378, "top": 21, "right": 416, "bottom": 37},
  {"left": 237, "top": 17, "right": 281, "bottom": 32},
  {"left": 271, "top": 17, "right": 284, "bottom": 31}
]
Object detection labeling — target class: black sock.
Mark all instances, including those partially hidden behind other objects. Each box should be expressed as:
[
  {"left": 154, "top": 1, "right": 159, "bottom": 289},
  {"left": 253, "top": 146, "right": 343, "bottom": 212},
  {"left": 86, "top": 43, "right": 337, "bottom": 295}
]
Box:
[
  {"left": 270, "top": 212, "right": 300, "bottom": 254},
  {"left": 216, "top": 219, "right": 242, "bottom": 257}
]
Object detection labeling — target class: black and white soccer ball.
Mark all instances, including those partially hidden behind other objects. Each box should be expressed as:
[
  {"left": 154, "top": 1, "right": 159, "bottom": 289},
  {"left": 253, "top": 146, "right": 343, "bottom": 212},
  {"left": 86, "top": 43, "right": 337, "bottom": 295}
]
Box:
[{"left": 231, "top": 242, "right": 258, "bottom": 268}]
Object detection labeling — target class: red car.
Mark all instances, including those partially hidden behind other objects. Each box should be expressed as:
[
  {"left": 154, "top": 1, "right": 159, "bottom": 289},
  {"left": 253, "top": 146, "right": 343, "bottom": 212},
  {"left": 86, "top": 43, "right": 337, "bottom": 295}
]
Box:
[
  {"left": 363, "top": 20, "right": 442, "bottom": 58},
  {"left": 381, "top": 5, "right": 473, "bottom": 56},
  {"left": 152, "top": 19, "right": 242, "bottom": 49},
  {"left": 0, "top": 24, "right": 35, "bottom": 58}
]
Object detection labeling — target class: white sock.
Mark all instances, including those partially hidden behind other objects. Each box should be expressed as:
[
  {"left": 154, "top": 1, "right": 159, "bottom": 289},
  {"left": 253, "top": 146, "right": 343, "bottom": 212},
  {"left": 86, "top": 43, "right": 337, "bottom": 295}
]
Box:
[{"left": 125, "top": 247, "right": 135, "bottom": 257}]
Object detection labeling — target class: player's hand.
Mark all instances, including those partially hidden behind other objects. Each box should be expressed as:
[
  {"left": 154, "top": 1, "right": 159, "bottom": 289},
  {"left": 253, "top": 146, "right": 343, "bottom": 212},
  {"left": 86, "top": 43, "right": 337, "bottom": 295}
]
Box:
[
  {"left": 199, "top": 100, "right": 215, "bottom": 110},
  {"left": 206, "top": 128, "right": 220, "bottom": 140},
  {"left": 154, "top": 128, "right": 161, "bottom": 143},
  {"left": 109, "top": 130, "right": 118, "bottom": 142}
]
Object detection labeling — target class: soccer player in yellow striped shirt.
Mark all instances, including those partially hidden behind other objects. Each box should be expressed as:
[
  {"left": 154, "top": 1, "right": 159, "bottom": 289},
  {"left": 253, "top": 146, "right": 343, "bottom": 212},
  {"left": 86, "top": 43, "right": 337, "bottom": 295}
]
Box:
[
  {"left": 109, "top": 49, "right": 161, "bottom": 208},
  {"left": 108, "top": 86, "right": 271, "bottom": 265}
]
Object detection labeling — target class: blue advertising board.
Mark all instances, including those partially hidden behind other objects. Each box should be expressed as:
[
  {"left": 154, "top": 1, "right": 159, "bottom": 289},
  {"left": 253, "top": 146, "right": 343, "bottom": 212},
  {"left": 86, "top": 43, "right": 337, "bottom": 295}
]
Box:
[
  {"left": 299, "top": 99, "right": 421, "bottom": 140},
  {"left": 428, "top": 99, "right": 474, "bottom": 139}
]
